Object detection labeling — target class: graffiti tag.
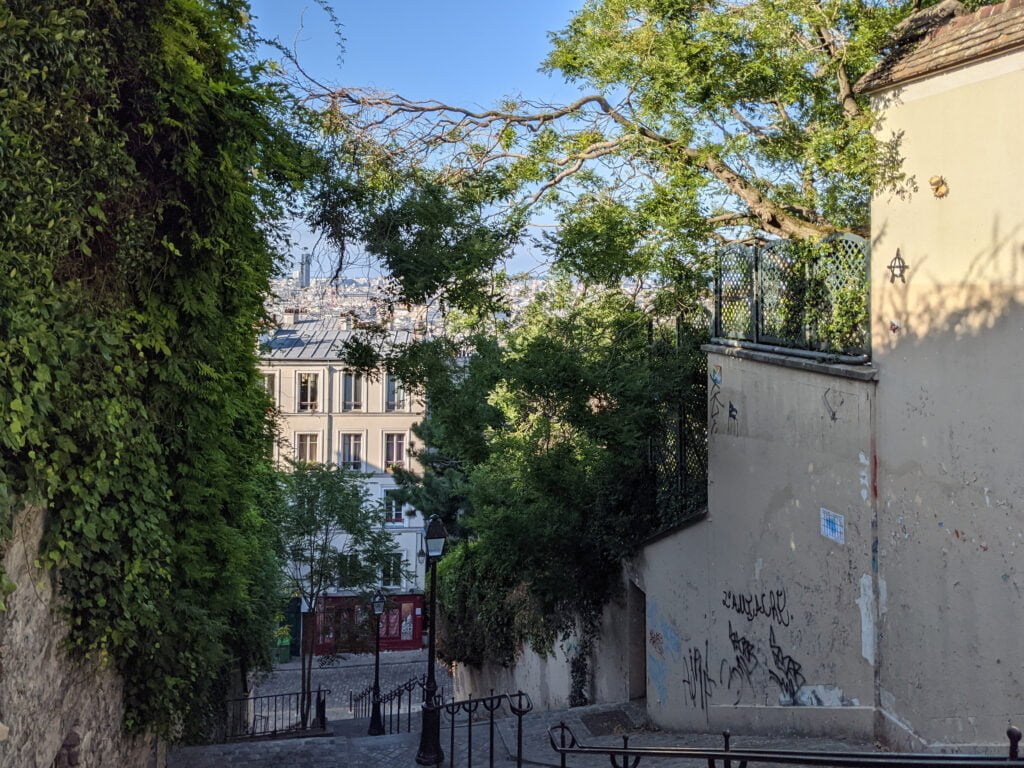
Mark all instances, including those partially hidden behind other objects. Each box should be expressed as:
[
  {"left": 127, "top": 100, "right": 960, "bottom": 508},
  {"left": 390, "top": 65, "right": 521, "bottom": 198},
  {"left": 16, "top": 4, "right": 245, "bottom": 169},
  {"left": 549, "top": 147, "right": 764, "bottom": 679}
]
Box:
[
  {"left": 719, "top": 621, "right": 760, "bottom": 704},
  {"left": 768, "top": 626, "right": 806, "bottom": 703},
  {"left": 681, "top": 641, "right": 716, "bottom": 711},
  {"left": 721, "top": 588, "right": 792, "bottom": 627}
]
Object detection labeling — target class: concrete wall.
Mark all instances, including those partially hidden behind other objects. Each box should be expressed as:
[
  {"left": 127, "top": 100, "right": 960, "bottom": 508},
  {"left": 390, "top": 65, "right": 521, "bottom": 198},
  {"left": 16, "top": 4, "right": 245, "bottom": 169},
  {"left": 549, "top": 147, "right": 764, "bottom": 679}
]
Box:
[
  {"left": 0, "top": 505, "right": 157, "bottom": 767},
  {"left": 452, "top": 571, "right": 636, "bottom": 710},
  {"left": 870, "top": 48, "right": 1024, "bottom": 749},
  {"left": 636, "top": 352, "right": 877, "bottom": 738}
]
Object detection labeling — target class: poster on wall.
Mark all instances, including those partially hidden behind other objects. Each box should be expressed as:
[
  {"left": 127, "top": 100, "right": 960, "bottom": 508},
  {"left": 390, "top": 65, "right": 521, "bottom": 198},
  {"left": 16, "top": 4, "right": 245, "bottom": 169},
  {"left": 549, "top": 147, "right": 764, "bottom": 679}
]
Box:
[{"left": 820, "top": 507, "right": 845, "bottom": 545}]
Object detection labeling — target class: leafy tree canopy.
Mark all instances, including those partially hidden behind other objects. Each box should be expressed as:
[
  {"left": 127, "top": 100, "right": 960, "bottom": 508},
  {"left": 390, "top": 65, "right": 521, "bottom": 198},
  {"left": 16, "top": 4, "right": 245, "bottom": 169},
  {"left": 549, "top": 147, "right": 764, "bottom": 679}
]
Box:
[
  {"left": 388, "top": 281, "right": 707, "bottom": 669},
  {"left": 317, "top": 0, "right": 932, "bottom": 297}
]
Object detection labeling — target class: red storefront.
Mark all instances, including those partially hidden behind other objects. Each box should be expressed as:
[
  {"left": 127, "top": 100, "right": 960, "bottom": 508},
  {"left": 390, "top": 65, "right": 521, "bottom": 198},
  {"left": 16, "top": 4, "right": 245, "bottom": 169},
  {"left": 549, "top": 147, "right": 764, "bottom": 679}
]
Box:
[{"left": 313, "top": 594, "right": 424, "bottom": 655}]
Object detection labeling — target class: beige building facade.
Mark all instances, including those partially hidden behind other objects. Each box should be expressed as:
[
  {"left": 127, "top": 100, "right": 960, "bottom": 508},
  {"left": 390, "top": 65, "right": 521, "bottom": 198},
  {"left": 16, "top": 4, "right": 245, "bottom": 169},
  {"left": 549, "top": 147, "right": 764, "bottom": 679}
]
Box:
[{"left": 260, "top": 316, "right": 428, "bottom": 599}]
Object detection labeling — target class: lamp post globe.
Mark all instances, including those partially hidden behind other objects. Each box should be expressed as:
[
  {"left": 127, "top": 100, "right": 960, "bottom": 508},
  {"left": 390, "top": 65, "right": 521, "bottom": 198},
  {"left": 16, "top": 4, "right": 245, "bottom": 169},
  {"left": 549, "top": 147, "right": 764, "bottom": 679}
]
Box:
[
  {"left": 416, "top": 515, "right": 448, "bottom": 766},
  {"left": 368, "top": 589, "right": 387, "bottom": 736}
]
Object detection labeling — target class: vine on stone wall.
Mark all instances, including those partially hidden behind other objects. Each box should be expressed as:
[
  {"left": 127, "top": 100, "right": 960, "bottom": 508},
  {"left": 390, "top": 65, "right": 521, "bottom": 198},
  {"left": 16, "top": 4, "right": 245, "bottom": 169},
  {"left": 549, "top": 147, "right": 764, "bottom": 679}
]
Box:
[{"left": 0, "top": 0, "right": 314, "bottom": 734}]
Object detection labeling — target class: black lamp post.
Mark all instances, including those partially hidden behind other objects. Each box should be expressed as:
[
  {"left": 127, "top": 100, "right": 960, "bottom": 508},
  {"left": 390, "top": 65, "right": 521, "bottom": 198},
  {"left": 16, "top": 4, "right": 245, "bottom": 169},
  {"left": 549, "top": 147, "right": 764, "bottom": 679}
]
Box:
[
  {"left": 416, "top": 515, "right": 447, "bottom": 766},
  {"left": 368, "top": 589, "right": 387, "bottom": 736}
]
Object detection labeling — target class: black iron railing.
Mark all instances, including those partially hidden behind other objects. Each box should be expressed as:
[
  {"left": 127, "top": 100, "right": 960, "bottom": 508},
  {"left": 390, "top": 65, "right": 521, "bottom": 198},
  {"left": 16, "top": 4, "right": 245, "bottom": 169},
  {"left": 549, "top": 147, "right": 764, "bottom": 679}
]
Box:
[
  {"left": 351, "top": 674, "right": 448, "bottom": 734},
  {"left": 224, "top": 688, "right": 329, "bottom": 740},
  {"left": 649, "top": 313, "right": 709, "bottom": 530},
  {"left": 548, "top": 724, "right": 1024, "bottom": 768},
  {"left": 714, "top": 234, "right": 870, "bottom": 361},
  {"left": 351, "top": 682, "right": 375, "bottom": 718},
  {"left": 440, "top": 690, "right": 533, "bottom": 768}
]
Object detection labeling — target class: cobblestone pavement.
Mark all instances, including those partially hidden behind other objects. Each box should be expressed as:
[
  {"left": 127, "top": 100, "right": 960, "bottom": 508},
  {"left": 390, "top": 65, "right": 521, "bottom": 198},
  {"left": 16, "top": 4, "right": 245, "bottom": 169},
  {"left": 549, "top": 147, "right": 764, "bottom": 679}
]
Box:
[
  {"left": 170, "top": 694, "right": 879, "bottom": 768},
  {"left": 252, "top": 650, "right": 452, "bottom": 723}
]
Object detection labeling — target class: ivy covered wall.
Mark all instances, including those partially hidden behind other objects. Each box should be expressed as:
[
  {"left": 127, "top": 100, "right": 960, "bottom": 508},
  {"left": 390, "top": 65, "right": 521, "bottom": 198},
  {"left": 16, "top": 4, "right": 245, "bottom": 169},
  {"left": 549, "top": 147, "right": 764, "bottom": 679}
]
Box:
[{"left": 0, "top": 0, "right": 305, "bottom": 735}]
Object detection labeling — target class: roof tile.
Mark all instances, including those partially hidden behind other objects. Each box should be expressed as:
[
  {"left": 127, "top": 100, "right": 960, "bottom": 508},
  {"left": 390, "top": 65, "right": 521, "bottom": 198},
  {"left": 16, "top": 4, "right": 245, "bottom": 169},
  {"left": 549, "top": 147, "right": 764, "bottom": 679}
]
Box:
[{"left": 856, "top": 0, "right": 1024, "bottom": 93}]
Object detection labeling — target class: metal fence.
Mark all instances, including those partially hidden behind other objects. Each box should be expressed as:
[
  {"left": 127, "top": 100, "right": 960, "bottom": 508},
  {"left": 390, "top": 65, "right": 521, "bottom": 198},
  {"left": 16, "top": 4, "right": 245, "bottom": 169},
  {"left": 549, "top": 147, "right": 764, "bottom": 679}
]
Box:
[
  {"left": 549, "top": 724, "right": 1024, "bottom": 768},
  {"left": 223, "top": 688, "right": 328, "bottom": 740},
  {"left": 440, "top": 690, "right": 533, "bottom": 768},
  {"left": 351, "top": 674, "right": 445, "bottom": 735},
  {"left": 648, "top": 312, "right": 709, "bottom": 529},
  {"left": 714, "top": 234, "right": 870, "bottom": 360}
]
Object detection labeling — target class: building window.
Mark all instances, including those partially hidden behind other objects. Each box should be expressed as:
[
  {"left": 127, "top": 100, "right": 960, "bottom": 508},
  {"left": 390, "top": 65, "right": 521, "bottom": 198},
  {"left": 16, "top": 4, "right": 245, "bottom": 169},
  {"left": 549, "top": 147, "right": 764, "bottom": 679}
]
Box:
[
  {"left": 383, "top": 489, "right": 404, "bottom": 525},
  {"left": 340, "top": 433, "right": 362, "bottom": 470},
  {"left": 295, "top": 433, "right": 319, "bottom": 462},
  {"left": 297, "top": 373, "right": 319, "bottom": 412},
  {"left": 262, "top": 372, "right": 276, "bottom": 405},
  {"left": 336, "top": 553, "right": 361, "bottom": 588},
  {"left": 382, "top": 553, "right": 403, "bottom": 588},
  {"left": 384, "top": 433, "right": 406, "bottom": 470},
  {"left": 342, "top": 372, "right": 363, "bottom": 412},
  {"left": 385, "top": 375, "right": 406, "bottom": 412}
]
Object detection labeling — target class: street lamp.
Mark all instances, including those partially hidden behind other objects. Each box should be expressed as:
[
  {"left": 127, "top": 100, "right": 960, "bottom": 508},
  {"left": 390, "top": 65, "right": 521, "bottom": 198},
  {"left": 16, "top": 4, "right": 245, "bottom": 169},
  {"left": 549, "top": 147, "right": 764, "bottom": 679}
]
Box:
[
  {"left": 368, "top": 589, "right": 387, "bottom": 736},
  {"left": 416, "top": 515, "right": 448, "bottom": 766}
]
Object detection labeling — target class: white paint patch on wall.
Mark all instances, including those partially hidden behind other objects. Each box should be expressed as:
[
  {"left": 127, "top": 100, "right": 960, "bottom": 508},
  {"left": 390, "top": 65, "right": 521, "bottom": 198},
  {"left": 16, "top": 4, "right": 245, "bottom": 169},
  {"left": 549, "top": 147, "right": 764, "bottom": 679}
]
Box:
[{"left": 856, "top": 574, "right": 876, "bottom": 666}]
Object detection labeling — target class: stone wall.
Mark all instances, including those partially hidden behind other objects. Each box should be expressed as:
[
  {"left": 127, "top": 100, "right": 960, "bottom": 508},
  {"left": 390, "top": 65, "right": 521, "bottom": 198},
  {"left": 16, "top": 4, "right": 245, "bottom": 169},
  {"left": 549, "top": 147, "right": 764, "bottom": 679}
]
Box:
[
  {"left": 0, "top": 504, "right": 157, "bottom": 768},
  {"left": 452, "top": 571, "right": 638, "bottom": 712}
]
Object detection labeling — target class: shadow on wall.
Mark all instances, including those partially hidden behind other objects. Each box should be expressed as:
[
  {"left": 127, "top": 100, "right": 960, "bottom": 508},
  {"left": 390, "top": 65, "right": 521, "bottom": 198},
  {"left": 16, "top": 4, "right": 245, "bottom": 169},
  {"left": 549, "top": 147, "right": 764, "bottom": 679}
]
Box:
[
  {"left": 875, "top": 217, "right": 1024, "bottom": 356},
  {"left": 871, "top": 214, "right": 1024, "bottom": 745}
]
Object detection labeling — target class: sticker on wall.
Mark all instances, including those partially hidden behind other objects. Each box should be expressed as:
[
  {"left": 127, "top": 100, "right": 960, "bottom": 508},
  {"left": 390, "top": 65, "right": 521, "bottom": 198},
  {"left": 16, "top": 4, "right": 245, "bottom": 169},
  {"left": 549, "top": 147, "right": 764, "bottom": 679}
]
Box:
[{"left": 820, "top": 508, "right": 845, "bottom": 545}]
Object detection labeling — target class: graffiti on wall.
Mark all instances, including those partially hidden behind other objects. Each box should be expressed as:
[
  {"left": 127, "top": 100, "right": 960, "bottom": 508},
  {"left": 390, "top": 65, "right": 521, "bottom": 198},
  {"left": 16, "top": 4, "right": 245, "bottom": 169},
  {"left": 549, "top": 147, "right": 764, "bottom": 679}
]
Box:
[
  {"left": 767, "top": 625, "right": 806, "bottom": 701},
  {"left": 719, "top": 621, "right": 760, "bottom": 704},
  {"left": 721, "top": 587, "right": 792, "bottom": 626},
  {"left": 709, "top": 366, "right": 723, "bottom": 435},
  {"left": 681, "top": 640, "right": 716, "bottom": 711},
  {"left": 651, "top": 586, "right": 856, "bottom": 711},
  {"left": 674, "top": 585, "right": 832, "bottom": 709}
]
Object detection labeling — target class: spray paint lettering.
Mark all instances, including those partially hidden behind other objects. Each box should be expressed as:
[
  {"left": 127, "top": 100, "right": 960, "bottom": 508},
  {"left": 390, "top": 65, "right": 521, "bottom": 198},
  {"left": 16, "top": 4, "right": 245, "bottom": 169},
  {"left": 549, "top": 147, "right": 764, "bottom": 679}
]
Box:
[
  {"left": 681, "top": 641, "right": 716, "bottom": 710},
  {"left": 719, "top": 621, "right": 760, "bottom": 704},
  {"left": 709, "top": 367, "right": 723, "bottom": 435},
  {"left": 767, "top": 626, "right": 806, "bottom": 703},
  {"left": 721, "top": 588, "right": 792, "bottom": 627}
]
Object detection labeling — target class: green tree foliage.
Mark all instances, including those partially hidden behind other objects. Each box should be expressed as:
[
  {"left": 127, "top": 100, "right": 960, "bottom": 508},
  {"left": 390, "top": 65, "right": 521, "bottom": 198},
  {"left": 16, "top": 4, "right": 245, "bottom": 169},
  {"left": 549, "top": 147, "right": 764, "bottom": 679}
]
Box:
[
  {"left": 326, "top": 0, "right": 929, "bottom": 256},
  {"left": 275, "top": 461, "right": 400, "bottom": 724},
  {"left": 0, "top": 0, "right": 317, "bottom": 735},
  {"left": 295, "top": 0, "right": 999, "bottom": 677},
  {"left": 393, "top": 282, "right": 706, "bottom": 669}
]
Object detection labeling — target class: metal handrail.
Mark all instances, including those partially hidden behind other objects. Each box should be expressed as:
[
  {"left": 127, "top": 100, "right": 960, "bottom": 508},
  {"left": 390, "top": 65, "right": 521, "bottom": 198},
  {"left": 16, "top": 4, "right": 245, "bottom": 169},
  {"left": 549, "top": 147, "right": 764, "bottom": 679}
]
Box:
[
  {"left": 548, "top": 724, "right": 1024, "bottom": 768},
  {"left": 224, "top": 688, "right": 330, "bottom": 740},
  {"left": 351, "top": 673, "right": 448, "bottom": 733},
  {"left": 439, "top": 690, "right": 533, "bottom": 768}
]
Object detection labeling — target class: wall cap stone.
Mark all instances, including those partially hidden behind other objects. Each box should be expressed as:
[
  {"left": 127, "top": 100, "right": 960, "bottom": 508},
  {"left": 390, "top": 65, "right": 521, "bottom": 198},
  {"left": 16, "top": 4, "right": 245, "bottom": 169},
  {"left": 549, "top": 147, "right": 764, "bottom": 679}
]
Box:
[{"left": 702, "top": 344, "right": 880, "bottom": 381}]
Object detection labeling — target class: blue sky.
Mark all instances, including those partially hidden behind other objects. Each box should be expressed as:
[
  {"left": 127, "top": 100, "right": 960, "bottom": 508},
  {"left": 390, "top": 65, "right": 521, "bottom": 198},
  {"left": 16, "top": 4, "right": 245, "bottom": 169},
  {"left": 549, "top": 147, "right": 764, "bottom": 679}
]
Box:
[
  {"left": 248, "top": 2, "right": 585, "bottom": 276},
  {"left": 249, "top": 1, "right": 583, "bottom": 106}
]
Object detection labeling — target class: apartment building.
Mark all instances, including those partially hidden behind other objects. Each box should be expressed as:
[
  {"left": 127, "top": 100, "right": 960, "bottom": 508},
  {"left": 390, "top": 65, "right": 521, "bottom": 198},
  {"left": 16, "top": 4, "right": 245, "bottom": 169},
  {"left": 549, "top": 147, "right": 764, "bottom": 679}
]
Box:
[{"left": 261, "top": 314, "right": 427, "bottom": 651}]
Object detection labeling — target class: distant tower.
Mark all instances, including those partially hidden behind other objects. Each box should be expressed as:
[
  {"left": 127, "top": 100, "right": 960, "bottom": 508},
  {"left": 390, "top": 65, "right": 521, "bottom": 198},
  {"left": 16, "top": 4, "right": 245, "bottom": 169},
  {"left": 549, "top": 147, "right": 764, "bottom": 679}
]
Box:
[{"left": 299, "top": 252, "right": 311, "bottom": 289}]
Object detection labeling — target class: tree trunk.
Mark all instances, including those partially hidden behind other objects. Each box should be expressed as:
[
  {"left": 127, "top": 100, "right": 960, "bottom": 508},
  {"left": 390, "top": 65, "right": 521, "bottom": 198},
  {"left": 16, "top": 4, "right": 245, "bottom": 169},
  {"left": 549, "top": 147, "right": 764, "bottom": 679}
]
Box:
[{"left": 300, "top": 610, "right": 315, "bottom": 727}]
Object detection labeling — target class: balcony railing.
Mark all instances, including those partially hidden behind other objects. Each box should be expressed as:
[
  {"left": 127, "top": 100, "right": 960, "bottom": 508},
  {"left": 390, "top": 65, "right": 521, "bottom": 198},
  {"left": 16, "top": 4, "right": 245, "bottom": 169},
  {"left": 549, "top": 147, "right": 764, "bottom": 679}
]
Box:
[{"left": 714, "top": 233, "right": 870, "bottom": 362}]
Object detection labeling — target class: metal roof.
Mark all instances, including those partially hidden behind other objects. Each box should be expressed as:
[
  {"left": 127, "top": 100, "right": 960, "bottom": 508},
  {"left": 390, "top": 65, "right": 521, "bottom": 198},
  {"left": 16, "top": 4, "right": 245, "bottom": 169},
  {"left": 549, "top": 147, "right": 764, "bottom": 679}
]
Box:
[{"left": 260, "top": 317, "right": 415, "bottom": 362}]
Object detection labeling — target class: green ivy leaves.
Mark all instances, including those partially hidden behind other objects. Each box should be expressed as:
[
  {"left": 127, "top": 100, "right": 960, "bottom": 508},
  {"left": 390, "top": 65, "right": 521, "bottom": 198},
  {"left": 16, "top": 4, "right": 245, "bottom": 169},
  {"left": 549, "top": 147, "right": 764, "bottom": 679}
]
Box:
[{"left": 1, "top": 0, "right": 306, "bottom": 737}]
